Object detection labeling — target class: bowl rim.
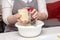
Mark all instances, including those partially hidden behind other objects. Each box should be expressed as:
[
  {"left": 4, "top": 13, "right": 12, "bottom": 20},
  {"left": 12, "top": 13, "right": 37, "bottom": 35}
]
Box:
[{"left": 15, "top": 20, "right": 44, "bottom": 28}]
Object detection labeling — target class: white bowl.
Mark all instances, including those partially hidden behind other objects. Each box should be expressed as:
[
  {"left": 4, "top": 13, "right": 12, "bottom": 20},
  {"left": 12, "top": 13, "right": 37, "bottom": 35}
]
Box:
[{"left": 15, "top": 20, "right": 44, "bottom": 38}]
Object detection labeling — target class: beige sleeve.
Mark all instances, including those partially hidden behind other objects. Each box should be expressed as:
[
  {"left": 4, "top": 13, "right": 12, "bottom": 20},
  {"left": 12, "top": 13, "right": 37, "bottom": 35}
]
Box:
[
  {"left": 2, "top": 0, "right": 14, "bottom": 24},
  {"left": 37, "top": 0, "right": 48, "bottom": 17}
]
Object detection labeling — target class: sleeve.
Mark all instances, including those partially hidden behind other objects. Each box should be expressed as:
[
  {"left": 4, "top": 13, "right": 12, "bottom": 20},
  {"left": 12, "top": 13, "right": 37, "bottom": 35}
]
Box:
[
  {"left": 2, "top": 0, "right": 14, "bottom": 24},
  {"left": 37, "top": 0, "right": 48, "bottom": 17}
]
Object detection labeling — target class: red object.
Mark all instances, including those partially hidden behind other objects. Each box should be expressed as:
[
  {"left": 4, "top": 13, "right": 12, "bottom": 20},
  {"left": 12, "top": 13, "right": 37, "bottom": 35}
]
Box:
[
  {"left": 27, "top": 7, "right": 34, "bottom": 12},
  {"left": 47, "top": 1, "right": 60, "bottom": 21}
]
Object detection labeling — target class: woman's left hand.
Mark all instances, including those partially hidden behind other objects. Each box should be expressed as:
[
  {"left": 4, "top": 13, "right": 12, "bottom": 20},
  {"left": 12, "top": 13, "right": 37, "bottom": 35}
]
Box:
[{"left": 30, "top": 9, "right": 40, "bottom": 20}]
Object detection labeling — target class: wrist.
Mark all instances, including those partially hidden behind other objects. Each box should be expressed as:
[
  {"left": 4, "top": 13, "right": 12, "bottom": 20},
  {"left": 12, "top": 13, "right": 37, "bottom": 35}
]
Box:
[
  {"left": 38, "top": 13, "right": 47, "bottom": 20},
  {"left": 7, "top": 15, "right": 17, "bottom": 24}
]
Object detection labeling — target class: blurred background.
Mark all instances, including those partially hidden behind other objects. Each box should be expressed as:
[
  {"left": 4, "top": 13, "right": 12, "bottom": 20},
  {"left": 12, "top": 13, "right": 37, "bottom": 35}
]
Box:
[
  {"left": 0, "top": 0, "right": 5, "bottom": 33},
  {"left": 0, "top": 0, "right": 60, "bottom": 33}
]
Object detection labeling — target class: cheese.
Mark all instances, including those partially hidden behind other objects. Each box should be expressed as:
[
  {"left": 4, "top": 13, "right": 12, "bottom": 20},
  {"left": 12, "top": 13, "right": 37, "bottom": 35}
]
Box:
[{"left": 18, "top": 8, "right": 29, "bottom": 21}]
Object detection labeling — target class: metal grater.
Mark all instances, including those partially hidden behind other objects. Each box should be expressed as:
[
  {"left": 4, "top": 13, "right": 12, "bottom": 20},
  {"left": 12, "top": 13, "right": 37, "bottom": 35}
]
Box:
[
  {"left": 26, "top": 0, "right": 36, "bottom": 25},
  {"left": 28, "top": 11, "right": 36, "bottom": 25}
]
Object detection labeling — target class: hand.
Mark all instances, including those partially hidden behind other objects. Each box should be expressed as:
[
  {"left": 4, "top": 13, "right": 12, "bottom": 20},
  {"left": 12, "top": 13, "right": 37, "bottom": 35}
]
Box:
[
  {"left": 32, "top": 9, "right": 40, "bottom": 20},
  {"left": 14, "top": 13, "right": 28, "bottom": 24},
  {"left": 28, "top": 8, "right": 40, "bottom": 20}
]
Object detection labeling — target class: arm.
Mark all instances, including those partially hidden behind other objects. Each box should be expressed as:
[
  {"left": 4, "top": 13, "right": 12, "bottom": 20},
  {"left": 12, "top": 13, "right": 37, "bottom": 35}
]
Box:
[
  {"left": 2, "top": 0, "right": 28, "bottom": 24},
  {"left": 37, "top": 0, "right": 48, "bottom": 20},
  {"left": 2, "top": 0, "right": 16, "bottom": 25}
]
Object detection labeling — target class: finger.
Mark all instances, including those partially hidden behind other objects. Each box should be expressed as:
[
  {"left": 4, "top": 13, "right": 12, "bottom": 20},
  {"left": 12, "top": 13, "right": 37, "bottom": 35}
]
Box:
[
  {"left": 22, "top": 20, "right": 28, "bottom": 24},
  {"left": 33, "top": 16, "right": 37, "bottom": 19},
  {"left": 32, "top": 11, "right": 38, "bottom": 18},
  {"left": 18, "top": 13, "right": 22, "bottom": 17},
  {"left": 17, "top": 14, "right": 22, "bottom": 19},
  {"left": 33, "top": 14, "right": 39, "bottom": 19},
  {"left": 31, "top": 9, "right": 36, "bottom": 14},
  {"left": 17, "top": 19, "right": 28, "bottom": 24},
  {"left": 35, "top": 16, "right": 39, "bottom": 20},
  {"left": 33, "top": 11, "right": 38, "bottom": 16},
  {"left": 17, "top": 19, "right": 22, "bottom": 23},
  {"left": 34, "top": 15, "right": 38, "bottom": 19},
  {"left": 14, "top": 14, "right": 22, "bottom": 19}
]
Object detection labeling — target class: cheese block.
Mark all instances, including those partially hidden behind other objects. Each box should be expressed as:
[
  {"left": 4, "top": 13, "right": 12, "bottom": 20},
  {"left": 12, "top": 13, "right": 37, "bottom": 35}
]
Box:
[{"left": 18, "top": 8, "right": 29, "bottom": 21}]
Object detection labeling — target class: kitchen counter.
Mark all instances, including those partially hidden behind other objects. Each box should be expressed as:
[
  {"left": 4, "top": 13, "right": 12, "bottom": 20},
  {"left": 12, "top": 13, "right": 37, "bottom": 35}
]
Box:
[{"left": 0, "top": 26, "right": 60, "bottom": 40}]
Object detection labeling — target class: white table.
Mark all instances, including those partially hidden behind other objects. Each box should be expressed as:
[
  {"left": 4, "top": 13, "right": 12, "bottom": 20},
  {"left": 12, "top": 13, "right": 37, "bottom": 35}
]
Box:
[{"left": 0, "top": 26, "right": 60, "bottom": 40}]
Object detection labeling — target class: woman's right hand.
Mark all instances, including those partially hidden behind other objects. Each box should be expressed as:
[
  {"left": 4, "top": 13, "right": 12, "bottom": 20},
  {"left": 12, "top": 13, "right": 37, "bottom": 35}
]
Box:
[{"left": 14, "top": 13, "right": 28, "bottom": 24}]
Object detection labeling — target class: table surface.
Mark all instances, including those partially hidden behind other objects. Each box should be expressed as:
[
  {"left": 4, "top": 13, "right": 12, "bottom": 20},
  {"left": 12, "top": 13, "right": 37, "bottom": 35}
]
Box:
[{"left": 0, "top": 26, "right": 60, "bottom": 40}]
